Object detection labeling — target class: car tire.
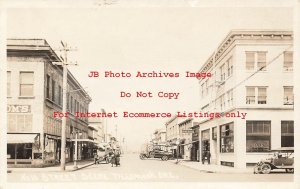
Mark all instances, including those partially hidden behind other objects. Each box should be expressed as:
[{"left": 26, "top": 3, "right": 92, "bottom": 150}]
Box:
[
  {"left": 161, "top": 156, "right": 168, "bottom": 161},
  {"left": 286, "top": 168, "right": 294, "bottom": 173},
  {"left": 140, "top": 154, "right": 146, "bottom": 160},
  {"left": 261, "top": 164, "right": 271, "bottom": 174}
]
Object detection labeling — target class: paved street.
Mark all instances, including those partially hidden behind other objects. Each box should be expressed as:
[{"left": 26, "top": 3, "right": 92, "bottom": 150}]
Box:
[{"left": 8, "top": 153, "right": 293, "bottom": 182}]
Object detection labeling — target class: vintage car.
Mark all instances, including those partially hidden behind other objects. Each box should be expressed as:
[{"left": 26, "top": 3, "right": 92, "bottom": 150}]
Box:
[
  {"left": 94, "top": 143, "right": 112, "bottom": 164},
  {"left": 253, "top": 147, "right": 294, "bottom": 174},
  {"left": 139, "top": 143, "right": 173, "bottom": 161}
]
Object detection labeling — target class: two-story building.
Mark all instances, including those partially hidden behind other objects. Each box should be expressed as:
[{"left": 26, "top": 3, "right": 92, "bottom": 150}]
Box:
[
  {"left": 197, "top": 30, "right": 293, "bottom": 169},
  {"left": 7, "top": 39, "right": 92, "bottom": 167}
]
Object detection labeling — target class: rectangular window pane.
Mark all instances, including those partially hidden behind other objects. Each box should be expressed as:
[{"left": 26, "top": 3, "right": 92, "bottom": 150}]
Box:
[
  {"left": 246, "top": 52, "right": 255, "bottom": 70},
  {"left": 246, "top": 121, "right": 271, "bottom": 152},
  {"left": 257, "top": 52, "right": 266, "bottom": 71},
  {"left": 284, "top": 87, "right": 293, "bottom": 105},
  {"left": 284, "top": 51, "right": 293, "bottom": 71},
  {"left": 281, "top": 121, "right": 294, "bottom": 147},
  {"left": 246, "top": 87, "right": 255, "bottom": 104},
  {"left": 46, "top": 75, "right": 50, "bottom": 98},
  {"left": 20, "top": 85, "right": 34, "bottom": 96},
  {"left": 20, "top": 72, "right": 34, "bottom": 96},
  {"left": 258, "top": 87, "right": 267, "bottom": 104}
]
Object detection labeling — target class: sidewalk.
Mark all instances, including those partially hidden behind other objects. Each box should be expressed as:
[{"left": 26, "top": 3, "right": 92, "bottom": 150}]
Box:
[
  {"left": 8, "top": 159, "right": 95, "bottom": 173},
  {"left": 169, "top": 159, "right": 253, "bottom": 174}
]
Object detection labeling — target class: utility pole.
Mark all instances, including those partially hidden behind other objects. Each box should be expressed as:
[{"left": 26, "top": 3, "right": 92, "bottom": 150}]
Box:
[{"left": 56, "top": 41, "right": 77, "bottom": 171}]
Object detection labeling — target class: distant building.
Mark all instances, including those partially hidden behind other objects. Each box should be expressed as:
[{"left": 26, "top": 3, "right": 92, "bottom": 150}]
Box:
[
  {"left": 7, "top": 39, "right": 92, "bottom": 167},
  {"left": 153, "top": 129, "right": 166, "bottom": 144},
  {"left": 88, "top": 117, "right": 105, "bottom": 143},
  {"left": 197, "top": 30, "right": 293, "bottom": 168}
]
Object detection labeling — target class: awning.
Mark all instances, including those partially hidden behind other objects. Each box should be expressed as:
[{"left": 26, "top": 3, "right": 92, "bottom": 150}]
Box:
[
  {"left": 7, "top": 134, "right": 38, "bottom": 144},
  {"left": 70, "top": 139, "right": 99, "bottom": 144}
]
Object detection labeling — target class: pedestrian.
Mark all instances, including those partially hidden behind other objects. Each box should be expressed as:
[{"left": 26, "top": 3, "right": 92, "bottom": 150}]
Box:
[
  {"left": 207, "top": 151, "right": 211, "bottom": 164},
  {"left": 202, "top": 151, "right": 206, "bottom": 164}
]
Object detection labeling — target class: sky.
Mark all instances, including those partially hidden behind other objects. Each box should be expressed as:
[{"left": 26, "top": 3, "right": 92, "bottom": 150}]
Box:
[{"left": 7, "top": 6, "right": 293, "bottom": 151}]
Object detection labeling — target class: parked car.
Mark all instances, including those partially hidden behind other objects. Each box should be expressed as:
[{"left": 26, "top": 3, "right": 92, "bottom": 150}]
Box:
[
  {"left": 253, "top": 147, "right": 294, "bottom": 174},
  {"left": 139, "top": 143, "right": 173, "bottom": 161}
]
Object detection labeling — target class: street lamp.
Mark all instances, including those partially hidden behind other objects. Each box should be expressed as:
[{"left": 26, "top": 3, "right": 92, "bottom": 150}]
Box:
[{"left": 73, "top": 130, "right": 82, "bottom": 169}]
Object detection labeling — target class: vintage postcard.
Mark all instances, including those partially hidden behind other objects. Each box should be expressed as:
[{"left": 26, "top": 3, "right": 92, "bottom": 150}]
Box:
[{"left": 1, "top": 0, "right": 300, "bottom": 189}]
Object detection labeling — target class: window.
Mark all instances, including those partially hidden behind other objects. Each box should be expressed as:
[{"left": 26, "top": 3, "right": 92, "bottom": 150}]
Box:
[
  {"left": 220, "top": 64, "right": 226, "bottom": 81},
  {"left": 7, "top": 71, "right": 11, "bottom": 97},
  {"left": 246, "top": 51, "right": 267, "bottom": 71},
  {"left": 20, "top": 72, "right": 34, "bottom": 96},
  {"left": 46, "top": 75, "right": 50, "bottom": 99},
  {"left": 8, "top": 114, "right": 33, "bottom": 132},
  {"left": 220, "top": 123, "right": 234, "bottom": 153},
  {"left": 67, "top": 93, "right": 70, "bottom": 110},
  {"left": 246, "top": 52, "right": 255, "bottom": 70},
  {"left": 220, "top": 94, "right": 225, "bottom": 111},
  {"left": 246, "top": 121, "right": 271, "bottom": 152},
  {"left": 281, "top": 121, "right": 294, "bottom": 147},
  {"left": 246, "top": 87, "right": 255, "bottom": 104},
  {"left": 70, "top": 96, "right": 73, "bottom": 113},
  {"left": 284, "top": 86, "right": 293, "bottom": 105},
  {"left": 258, "top": 87, "right": 267, "bottom": 104},
  {"left": 227, "top": 57, "right": 233, "bottom": 77},
  {"left": 257, "top": 52, "right": 266, "bottom": 71},
  {"left": 58, "top": 85, "right": 62, "bottom": 106},
  {"left": 283, "top": 51, "right": 293, "bottom": 71},
  {"left": 227, "top": 90, "right": 233, "bottom": 107},
  {"left": 205, "top": 79, "right": 209, "bottom": 95},
  {"left": 246, "top": 87, "right": 267, "bottom": 104},
  {"left": 52, "top": 79, "right": 55, "bottom": 102}
]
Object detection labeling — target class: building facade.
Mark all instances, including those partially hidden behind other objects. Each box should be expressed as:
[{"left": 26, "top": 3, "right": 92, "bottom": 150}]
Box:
[
  {"left": 153, "top": 129, "right": 166, "bottom": 144},
  {"left": 197, "top": 30, "right": 293, "bottom": 168},
  {"left": 88, "top": 117, "right": 105, "bottom": 144},
  {"left": 7, "top": 39, "right": 92, "bottom": 167}
]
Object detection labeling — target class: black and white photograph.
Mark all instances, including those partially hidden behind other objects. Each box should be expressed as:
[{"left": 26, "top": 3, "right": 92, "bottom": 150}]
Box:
[{"left": 1, "top": 0, "right": 300, "bottom": 189}]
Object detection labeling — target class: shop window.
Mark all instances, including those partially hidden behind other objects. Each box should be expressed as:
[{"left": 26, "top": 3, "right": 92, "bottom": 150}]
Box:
[
  {"left": 281, "top": 121, "right": 294, "bottom": 147},
  {"left": 283, "top": 86, "right": 293, "bottom": 105},
  {"left": 246, "top": 121, "right": 271, "bottom": 152},
  {"left": 220, "top": 122, "right": 234, "bottom": 153},
  {"left": 20, "top": 72, "right": 34, "bottom": 97},
  {"left": 283, "top": 51, "right": 293, "bottom": 71},
  {"left": 7, "top": 143, "right": 32, "bottom": 159}
]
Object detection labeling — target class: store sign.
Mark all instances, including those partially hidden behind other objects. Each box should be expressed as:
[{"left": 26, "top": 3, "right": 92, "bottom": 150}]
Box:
[
  {"left": 7, "top": 105, "right": 31, "bottom": 113},
  {"left": 182, "top": 129, "right": 194, "bottom": 134}
]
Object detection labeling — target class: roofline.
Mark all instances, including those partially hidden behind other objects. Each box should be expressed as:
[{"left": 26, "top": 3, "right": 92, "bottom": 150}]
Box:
[{"left": 197, "top": 30, "right": 293, "bottom": 79}]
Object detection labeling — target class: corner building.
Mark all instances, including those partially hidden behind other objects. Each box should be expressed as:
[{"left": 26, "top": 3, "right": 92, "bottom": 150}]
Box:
[
  {"left": 7, "top": 39, "right": 92, "bottom": 167},
  {"left": 197, "top": 30, "right": 294, "bottom": 169}
]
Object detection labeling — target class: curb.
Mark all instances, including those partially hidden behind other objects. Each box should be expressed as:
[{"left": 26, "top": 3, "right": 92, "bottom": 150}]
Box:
[
  {"left": 171, "top": 161, "right": 251, "bottom": 174},
  {"left": 71, "top": 162, "right": 95, "bottom": 172}
]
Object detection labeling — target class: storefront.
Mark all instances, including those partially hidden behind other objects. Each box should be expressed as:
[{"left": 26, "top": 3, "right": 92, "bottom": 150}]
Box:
[
  {"left": 7, "top": 133, "right": 42, "bottom": 167},
  {"left": 201, "top": 129, "right": 210, "bottom": 161}
]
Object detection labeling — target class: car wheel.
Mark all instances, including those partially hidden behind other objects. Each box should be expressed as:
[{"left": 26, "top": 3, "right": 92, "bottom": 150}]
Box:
[
  {"left": 161, "top": 156, "right": 168, "bottom": 161},
  {"left": 286, "top": 168, "right": 294, "bottom": 173},
  {"left": 261, "top": 164, "right": 271, "bottom": 174},
  {"left": 140, "top": 154, "right": 146, "bottom": 160},
  {"left": 149, "top": 152, "right": 155, "bottom": 158}
]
